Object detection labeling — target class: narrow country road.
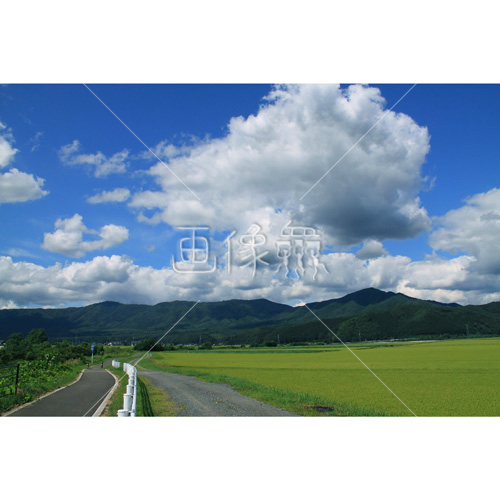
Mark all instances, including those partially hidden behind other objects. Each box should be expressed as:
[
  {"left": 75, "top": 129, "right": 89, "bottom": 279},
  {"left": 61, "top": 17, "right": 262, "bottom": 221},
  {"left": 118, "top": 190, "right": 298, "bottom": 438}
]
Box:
[
  {"left": 5, "top": 364, "right": 115, "bottom": 417},
  {"left": 139, "top": 369, "right": 296, "bottom": 416}
]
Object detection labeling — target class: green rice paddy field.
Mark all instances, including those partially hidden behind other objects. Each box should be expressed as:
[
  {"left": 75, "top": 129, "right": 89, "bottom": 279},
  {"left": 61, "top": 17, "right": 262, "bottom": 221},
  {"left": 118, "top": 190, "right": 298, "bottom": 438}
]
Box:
[{"left": 142, "top": 338, "right": 500, "bottom": 416}]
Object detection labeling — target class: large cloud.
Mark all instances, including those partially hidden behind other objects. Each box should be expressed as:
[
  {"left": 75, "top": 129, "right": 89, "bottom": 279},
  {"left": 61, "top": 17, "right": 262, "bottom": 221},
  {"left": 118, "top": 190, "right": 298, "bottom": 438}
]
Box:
[
  {"left": 1, "top": 250, "right": 497, "bottom": 309},
  {"left": 130, "top": 84, "right": 431, "bottom": 247},
  {"left": 0, "top": 253, "right": 401, "bottom": 308},
  {"left": 430, "top": 188, "right": 500, "bottom": 274},
  {"left": 41, "top": 214, "right": 129, "bottom": 258}
]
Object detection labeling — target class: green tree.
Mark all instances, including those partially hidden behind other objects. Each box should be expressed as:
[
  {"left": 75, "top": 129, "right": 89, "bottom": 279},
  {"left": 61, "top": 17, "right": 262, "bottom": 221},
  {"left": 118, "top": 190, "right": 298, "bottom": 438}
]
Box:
[
  {"left": 0, "top": 345, "right": 9, "bottom": 365},
  {"left": 25, "top": 329, "right": 50, "bottom": 360},
  {"left": 4, "top": 333, "right": 28, "bottom": 361},
  {"left": 78, "top": 342, "right": 91, "bottom": 357},
  {"left": 27, "top": 329, "right": 48, "bottom": 344},
  {"left": 134, "top": 338, "right": 164, "bottom": 352},
  {"left": 199, "top": 342, "right": 213, "bottom": 350},
  {"left": 262, "top": 340, "right": 277, "bottom": 347}
]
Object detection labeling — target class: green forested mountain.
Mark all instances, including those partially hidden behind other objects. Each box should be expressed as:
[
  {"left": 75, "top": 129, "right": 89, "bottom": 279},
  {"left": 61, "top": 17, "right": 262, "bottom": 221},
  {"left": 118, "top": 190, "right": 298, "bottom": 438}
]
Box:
[
  {"left": 0, "top": 298, "right": 295, "bottom": 342},
  {"left": 335, "top": 303, "right": 500, "bottom": 341},
  {"left": 0, "top": 288, "right": 498, "bottom": 344}
]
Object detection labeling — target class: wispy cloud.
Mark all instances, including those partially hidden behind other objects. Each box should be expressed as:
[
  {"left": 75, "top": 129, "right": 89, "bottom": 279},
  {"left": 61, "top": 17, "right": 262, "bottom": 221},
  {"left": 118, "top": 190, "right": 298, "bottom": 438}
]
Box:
[
  {"left": 87, "top": 188, "right": 131, "bottom": 204},
  {"left": 59, "top": 140, "right": 129, "bottom": 177},
  {"left": 29, "top": 131, "right": 44, "bottom": 152}
]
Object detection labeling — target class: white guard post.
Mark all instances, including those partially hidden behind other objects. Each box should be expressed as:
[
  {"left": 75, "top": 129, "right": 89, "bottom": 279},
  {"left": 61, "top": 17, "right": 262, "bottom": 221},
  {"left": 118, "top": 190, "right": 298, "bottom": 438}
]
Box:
[{"left": 115, "top": 361, "right": 137, "bottom": 417}]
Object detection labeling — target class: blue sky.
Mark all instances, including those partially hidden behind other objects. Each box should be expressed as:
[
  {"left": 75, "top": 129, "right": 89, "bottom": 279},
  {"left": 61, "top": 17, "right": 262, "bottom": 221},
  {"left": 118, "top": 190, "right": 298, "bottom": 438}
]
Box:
[
  {"left": 0, "top": 84, "right": 272, "bottom": 269},
  {"left": 1, "top": 83, "right": 500, "bottom": 308}
]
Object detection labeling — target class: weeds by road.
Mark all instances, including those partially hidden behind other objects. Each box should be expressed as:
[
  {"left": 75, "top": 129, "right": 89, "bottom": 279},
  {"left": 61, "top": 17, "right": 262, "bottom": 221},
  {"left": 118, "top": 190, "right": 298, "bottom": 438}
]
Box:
[{"left": 103, "top": 364, "right": 180, "bottom": 417}]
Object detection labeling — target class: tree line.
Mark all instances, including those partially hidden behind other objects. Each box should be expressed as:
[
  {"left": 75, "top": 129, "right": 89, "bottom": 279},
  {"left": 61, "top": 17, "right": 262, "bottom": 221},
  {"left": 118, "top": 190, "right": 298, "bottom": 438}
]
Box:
[{"left": 0, "top": 329, "right": 104, "bottom": 366}]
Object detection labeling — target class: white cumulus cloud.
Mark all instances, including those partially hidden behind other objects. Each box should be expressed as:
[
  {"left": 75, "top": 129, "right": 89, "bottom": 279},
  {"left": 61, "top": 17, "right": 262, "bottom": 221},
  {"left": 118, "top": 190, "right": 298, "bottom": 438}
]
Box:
[
  {"left": 0, "top": 168, "right": 48, "bottom": 204},
  {"left": 0, "top": 122, "right": 18, "bottom": 168},
  {"left": 1, "top": 248, "right": 497, "bottom": 309},
  {"left": 355, "top": 240, "right": 388, "bottom": 260},
  {"left": 130, "top": 84, "right": 431, "bottom": 247},
  {"left": 41, "top": 214, "right": 129, "bottom": 258},
  {"left": 0, "top": 123, "right": 48, "bottom": 204},
  {"left": 430, "top": 188, "right": 500, "bottom": 274}
]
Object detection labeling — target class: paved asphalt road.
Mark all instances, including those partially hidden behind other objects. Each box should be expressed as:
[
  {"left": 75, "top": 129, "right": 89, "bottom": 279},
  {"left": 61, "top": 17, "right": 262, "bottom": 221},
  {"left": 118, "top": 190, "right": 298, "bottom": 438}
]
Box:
[
  {"left": 6, "top": 364, "right": 115, "bottom": 417},
  {"left": 140, "top": 369, "right": 295, "bottom": 416}
]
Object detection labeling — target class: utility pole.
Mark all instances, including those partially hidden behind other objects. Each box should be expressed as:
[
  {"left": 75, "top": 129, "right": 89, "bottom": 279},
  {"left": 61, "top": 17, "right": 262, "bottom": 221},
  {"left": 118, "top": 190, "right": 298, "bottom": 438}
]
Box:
[
  {"left": 466, "top": 324, "right": 469, "bottom": 339},
  {"left": 277, "top": 333, "right": 280, "bottom": 345}
]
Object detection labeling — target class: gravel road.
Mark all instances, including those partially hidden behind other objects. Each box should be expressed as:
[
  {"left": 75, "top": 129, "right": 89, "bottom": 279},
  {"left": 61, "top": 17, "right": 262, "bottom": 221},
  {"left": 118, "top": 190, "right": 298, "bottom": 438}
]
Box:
[{"left": 139, "top": 369, "right": 295, "bottom": 417}]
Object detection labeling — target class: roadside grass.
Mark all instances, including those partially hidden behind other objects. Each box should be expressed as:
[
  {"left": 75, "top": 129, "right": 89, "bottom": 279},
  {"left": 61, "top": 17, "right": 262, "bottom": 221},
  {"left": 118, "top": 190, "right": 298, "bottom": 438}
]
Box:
[
  {"left": 103, "top": 363, "right": 180, "bottom": 417},
  {"left": 137, "top": 377, "right": 153, "bottom": 416},
  {"left": 102, "top": 365, "right": 129, "bottom": 417},
  {"left": 100, "top": 349, "right": 146, "bottom": 416},
  {"left": 137, "top": 375, "right": 181, "bottom": 416}
]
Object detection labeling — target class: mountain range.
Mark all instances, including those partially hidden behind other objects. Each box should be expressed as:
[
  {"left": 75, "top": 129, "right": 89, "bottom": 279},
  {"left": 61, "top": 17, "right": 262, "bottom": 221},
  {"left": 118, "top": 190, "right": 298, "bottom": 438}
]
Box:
[{"left": 1, "top": 288, "right": 499, "bottom": 344}]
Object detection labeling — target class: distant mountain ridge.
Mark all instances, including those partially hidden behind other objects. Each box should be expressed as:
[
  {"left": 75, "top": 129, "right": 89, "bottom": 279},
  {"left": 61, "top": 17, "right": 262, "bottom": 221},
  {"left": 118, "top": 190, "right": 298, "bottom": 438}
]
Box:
[{"left": 0, "top": 288, "right": 498, "bottom": 344}]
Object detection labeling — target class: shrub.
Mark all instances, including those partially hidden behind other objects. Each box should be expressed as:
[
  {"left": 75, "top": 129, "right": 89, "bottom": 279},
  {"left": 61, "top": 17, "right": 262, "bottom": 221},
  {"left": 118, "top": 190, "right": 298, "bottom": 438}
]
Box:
[
  {"left": 134, "top": 338, "right": 164, "bottom": 352},
  {"left": 262, "top": 340, "right": 277, "bottom": 347}
]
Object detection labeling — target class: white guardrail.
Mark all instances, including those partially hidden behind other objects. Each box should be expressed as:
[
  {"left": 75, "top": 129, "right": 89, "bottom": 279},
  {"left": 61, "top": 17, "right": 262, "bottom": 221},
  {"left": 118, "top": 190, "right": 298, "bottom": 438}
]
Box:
[{"left": 112, "top": 360, "right": 137, "bottom": 417}]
